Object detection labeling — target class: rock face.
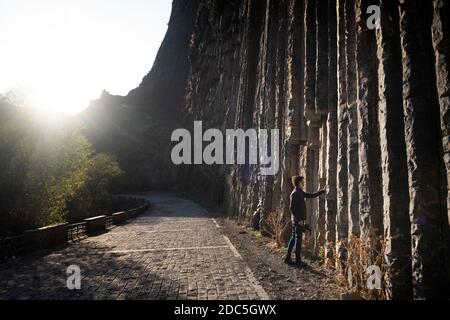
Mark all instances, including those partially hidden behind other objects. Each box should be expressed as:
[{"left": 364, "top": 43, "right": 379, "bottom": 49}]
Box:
[
  {"left": 182, "top": 0, "right": 450, "bottom": 300},
  {"left": 93, "top": 0, "right": 450, "bottom": 299},
  {"left": 128, "top": 0, "right": 200, "bottom": 116}
]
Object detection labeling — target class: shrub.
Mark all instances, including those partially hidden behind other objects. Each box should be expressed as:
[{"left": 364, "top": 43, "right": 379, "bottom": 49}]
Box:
[
  {"left": 263, "top": 210, "right": 290, "bottom": 246},
  {"left": 0, "top": 97, "right": 123, "bottom": 237}
]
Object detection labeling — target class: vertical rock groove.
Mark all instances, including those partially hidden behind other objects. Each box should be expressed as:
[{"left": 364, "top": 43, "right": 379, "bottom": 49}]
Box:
[
  {"left": 336, "top": 0, "right": 349, "bottom": 265},
  {"left": 377, "top": 0, "right": 412, "bottom": 300},
  {"left": 356, "top": 0, "right": 383, "bottom": 242},
  {"left": 325, "top": 0, "right": 338, "bottom": 267},
  {"left": 399, "top": 0, "right": 450, "bottom": 299},
  {"left": 345, "top": 0, "right": 360, "bottom": 239}
]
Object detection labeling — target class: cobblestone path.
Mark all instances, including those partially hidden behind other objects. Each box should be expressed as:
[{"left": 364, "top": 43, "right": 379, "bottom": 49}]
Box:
[{"left": 0, "top": 193, "right": 269, "bottom": 300}]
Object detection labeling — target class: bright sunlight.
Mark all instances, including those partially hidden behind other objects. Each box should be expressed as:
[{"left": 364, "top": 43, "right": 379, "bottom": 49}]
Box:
[{"left": 0, "top": 0, "right": 172, "bottom": 115}]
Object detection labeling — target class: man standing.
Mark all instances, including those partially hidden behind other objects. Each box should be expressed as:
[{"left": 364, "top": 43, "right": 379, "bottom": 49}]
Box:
[{"left": 283, "top": 175, "right": 325, "bottom": 267}]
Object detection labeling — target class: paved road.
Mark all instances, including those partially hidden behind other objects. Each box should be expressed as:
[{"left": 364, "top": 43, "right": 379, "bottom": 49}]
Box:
[{"left": 0, "top": 193, "right": 268, "bottom": 300}]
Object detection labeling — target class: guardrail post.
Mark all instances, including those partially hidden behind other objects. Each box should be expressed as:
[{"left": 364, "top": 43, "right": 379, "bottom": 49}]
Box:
[
  {"left": 24, "top": 223, "right": 68, "bottom": 252},
  {"left": 84, "top": 216, "right": 107, "bottom": 236}
]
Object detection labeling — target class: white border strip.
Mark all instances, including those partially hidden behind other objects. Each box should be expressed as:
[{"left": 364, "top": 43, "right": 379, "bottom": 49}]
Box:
[
  {"left": 222, "top": 235, "right": 270, "bottom": 300},
  {"left": 223, "top": 235, "right": 241, "bottom": 258}
]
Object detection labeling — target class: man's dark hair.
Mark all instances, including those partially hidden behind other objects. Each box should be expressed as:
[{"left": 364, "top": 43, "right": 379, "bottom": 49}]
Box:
[{"left": 292, "top": 175, "right": 305, "bottom": 187}]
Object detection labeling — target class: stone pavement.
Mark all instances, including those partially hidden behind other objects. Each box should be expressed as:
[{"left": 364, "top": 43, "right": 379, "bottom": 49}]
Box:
[{"left": 0, "top": 193, "right": 269, "bottom": 300}]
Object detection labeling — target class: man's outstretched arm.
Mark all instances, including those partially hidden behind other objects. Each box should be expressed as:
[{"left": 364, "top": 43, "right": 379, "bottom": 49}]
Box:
[{"left": 304, "top": 189, "right": 326, "bottom": 198}]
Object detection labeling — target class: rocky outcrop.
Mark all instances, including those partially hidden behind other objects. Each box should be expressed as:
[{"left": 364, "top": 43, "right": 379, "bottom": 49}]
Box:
[{"left": 127, "top": 0, "right": 200, "bottom": 116}]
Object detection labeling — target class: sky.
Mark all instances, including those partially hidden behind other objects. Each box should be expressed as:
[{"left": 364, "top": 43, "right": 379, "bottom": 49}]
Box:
[{"left": 0, "top": 0, "right": 172, "bottom": 115}]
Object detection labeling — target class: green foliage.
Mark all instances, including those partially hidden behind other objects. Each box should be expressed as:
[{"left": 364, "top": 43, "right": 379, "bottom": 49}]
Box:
[
  {"left": 78, "top": 93, "right": 182, "bottom": 192},
  {"left": 67, "top": 153, "right": 123, "bottom": 223},
  {"left": 0, "top": 97, "right": 123, "bottom": 237}
]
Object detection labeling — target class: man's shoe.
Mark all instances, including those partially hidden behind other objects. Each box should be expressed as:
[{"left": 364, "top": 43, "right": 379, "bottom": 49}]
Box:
[
  {"left": 295, "top": 261, "right": 308, "bottom": 268},
  {"left": 283, "top": 256, "right": 293, "bottom": 265}
]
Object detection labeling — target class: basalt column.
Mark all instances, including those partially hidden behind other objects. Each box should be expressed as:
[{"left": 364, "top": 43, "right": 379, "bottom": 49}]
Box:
[
  {"left": 248, "top": 0, "right": 271, "bottom": 231},
  {"left": 264, "top": 0, "right": 282, "bottom": 216},
  {"left": 304, "top": 0, "right": 317, "bottom": 122},
  {"left": 376, "top": 0, "right": 412, "bottom": 300},
  {"left": 399, "top": 0, "right": 450, "bottom": 299},
  {"left": 336, "top": 0, "right": 349, "bottom": 265},
  {"left": 287, "top": 0, "right": 308, "bottom": 146},
  {"left": 315, "top": 0, "right": 329, "bottom": 252},
  {"left": 306, "top": 143, "right": 320, "bottom": 250},
  {"left": 433, "top": 0, "right": 450, "bottom": 228},
  {"left": 255, "top": 0, "right": 274, "bottom": 234},
  {"left": 325, "top": 0, "right": 338, "bottom": 267},
  {"left": 356, "top": 0, "right": 383, "bottom": 242},
  {"left": 431, "top": 0, "right": 450, "bottom": 286},
  {"left": 345, "top": 0, "right": 360, "bottom": 240},
  {"left": 318, "top": 120, "right": 328, "bottom": 249},
  {"left": 304, "top": 0, "right": 321, "bottom": 250},
  {"left": 277, "top": 0, "right": 296, "bottom": 244}
]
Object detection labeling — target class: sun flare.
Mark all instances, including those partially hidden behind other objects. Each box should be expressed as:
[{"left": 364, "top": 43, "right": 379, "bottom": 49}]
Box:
[
  {"left": 25, "top": 61, "right": 101, "bottom": 116},
  {"left": 0, "top": 0, "right": 172, "bottom": 115},
  {"left": 25, "top": 56, "right": 100, "bottom": 116}
]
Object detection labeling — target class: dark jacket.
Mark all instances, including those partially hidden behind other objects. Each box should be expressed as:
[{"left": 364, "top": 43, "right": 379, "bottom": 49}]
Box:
[{"left": 290, "top": 187, "right": 325, "bottom": 223}]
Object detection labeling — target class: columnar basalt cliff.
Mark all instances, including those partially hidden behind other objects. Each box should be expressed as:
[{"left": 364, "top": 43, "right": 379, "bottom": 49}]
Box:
[
  {"left": 183, "top": 0, "right": 450, "bottom": 299},
  {"left": 90, "top": 0, "right": 450, "bottom": 299}
]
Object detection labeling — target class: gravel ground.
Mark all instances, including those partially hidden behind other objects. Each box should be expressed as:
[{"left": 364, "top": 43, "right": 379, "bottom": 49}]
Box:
[{"left": 218, "top": 218, "right": 343, "bottom": 300}]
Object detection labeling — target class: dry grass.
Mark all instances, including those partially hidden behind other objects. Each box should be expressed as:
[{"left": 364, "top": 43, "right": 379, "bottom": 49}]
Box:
[
  {"left": 263, "top": 210, "right": 290, "bottom": 246},
  {"left": 329, "top": 236, "right": 388, "bottom": 300},
  {"left": 250, "top": 210, "right": 389, "bottom": 299}
]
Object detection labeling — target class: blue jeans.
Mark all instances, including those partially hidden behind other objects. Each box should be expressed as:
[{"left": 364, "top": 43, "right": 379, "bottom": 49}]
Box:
[{"left": 287, "top": 223, "right": 303, "bottom": 263}]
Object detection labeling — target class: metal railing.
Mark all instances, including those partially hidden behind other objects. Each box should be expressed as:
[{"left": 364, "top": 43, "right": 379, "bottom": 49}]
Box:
[
  {"left": 67, "top": 222, "right": 87, "bottom": 243},
  {"left": 1, "top": 197, "right": 150, "bottom": 259},
  {"left": 106, "top": 216, "right": 114, "bottom": 229}
]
